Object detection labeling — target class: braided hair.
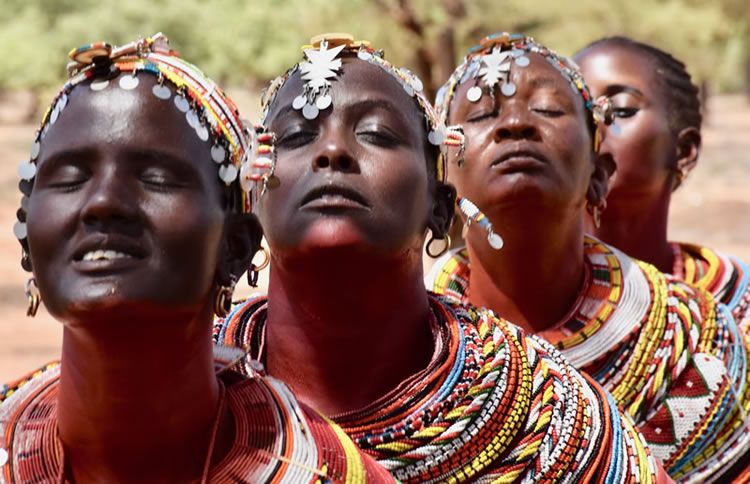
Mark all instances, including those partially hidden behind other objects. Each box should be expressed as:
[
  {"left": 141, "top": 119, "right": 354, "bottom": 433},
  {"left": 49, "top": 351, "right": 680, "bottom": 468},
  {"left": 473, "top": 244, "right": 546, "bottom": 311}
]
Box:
[{"left": 577, "top": 36, "right": 702, "bottom": 135}]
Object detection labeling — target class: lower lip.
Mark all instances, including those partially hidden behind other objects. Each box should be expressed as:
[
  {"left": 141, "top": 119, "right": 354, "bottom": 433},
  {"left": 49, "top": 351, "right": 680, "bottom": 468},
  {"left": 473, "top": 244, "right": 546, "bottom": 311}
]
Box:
[
  {"left": 492, "top": 156, "right": 546, "bottom": 173},
  {"left": 301, "top": 195, "right": 369, "bottom": 211},
  {"left": 72, "top": 257, "right": 143, "bottom": 274}
]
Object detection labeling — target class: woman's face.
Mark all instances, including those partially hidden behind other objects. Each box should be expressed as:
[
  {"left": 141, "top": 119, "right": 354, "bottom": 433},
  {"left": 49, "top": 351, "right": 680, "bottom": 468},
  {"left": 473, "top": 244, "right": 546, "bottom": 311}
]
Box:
[
  {"left": 447, "top": 52, "right": 597, "bottom": 219},
  {"left": 26, "top": 76, "right": 235, "bottom": 322},
  {"left": 575, "top": 45, "right": 677, "bottom": 197},
  {"left": 259, "top": 58, "right": 440, "bottom": 257}
]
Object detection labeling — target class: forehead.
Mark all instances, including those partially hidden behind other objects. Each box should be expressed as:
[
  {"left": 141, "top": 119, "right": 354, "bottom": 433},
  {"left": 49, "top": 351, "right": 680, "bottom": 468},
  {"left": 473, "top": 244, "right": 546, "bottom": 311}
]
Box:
[
  {"left": 452, "top": 51, "right": 586, "bottom": 112},
  {"left": 39, "top": 76, "right": 211, "bottom": 164},
  {"left": 268, "top": 58, "right": 426, "bottom": 126},
  {"left": 576, "top": 45, "right": 658, "bottom": 93}
]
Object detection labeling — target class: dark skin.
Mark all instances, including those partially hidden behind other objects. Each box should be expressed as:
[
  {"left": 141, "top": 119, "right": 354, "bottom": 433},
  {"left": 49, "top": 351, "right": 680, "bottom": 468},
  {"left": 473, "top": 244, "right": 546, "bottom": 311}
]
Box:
[
  {"left": 447, "top": 52, "right": 614, "bottom": 333},
  {"left": 25, "top": 76, "right": 260, "bottom": 482},
  {"left": 575, "top": 44, "right": 701, "bottom": 273},
  {"left": 257, "top": 58, "right": 455, "bottom": 416}
]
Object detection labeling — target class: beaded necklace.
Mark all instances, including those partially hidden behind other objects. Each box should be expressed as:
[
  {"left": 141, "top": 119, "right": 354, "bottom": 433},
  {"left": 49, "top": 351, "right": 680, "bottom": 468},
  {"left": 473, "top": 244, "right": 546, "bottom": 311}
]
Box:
[
  {"left": 672, "top": 242, "right": 750, "bottom": 330},
  {"left": 426, "top": 235, "right": 750, "bottom": 481},
  {"left": 0, "top": 354, "right": 391, "bottom": 483},
  {"left": 215, "top": 293, "right": 658, "bottom": 482}
]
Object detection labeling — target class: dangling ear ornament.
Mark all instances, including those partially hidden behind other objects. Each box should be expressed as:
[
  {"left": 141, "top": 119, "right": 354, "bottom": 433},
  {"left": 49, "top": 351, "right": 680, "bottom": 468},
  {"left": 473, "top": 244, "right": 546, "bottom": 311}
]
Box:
[
  {"left": 457, "top": 196, "right": 504, "bottom": 250},
  {"left": 25, "top": 277, "right": 41, "bottom": 317}
]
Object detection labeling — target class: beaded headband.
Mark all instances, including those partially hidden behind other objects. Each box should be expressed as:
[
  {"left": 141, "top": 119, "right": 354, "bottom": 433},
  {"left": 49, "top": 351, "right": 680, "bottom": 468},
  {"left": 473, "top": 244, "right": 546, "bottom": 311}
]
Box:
[
  {"left": 250, "top": 33, "right": 464, "bottom": 192},
  {"left": 14, "top": 33, "right": 257, "bottom": 248},
  {"left": 435, "top": 32, "right": 614, "bottom": 133}
]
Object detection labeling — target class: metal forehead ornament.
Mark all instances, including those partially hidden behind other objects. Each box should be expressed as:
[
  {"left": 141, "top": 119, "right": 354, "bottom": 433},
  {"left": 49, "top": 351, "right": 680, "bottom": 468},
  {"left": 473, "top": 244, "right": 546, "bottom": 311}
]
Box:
[{"left": 292, "top": 37, "right": 346, "bottom": 120}]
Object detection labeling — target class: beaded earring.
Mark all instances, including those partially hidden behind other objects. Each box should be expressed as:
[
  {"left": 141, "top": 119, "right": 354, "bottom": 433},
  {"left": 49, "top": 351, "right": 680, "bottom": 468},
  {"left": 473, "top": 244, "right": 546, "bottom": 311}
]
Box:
[{"left": 457, "top": 197, "right": 504, "bottom": 250}]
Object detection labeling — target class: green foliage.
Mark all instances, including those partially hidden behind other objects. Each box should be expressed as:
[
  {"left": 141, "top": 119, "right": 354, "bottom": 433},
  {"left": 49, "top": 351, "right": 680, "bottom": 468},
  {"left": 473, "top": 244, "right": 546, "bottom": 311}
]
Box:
[{"left": 0, "top": 0, "right": 747, "bottom": 93}]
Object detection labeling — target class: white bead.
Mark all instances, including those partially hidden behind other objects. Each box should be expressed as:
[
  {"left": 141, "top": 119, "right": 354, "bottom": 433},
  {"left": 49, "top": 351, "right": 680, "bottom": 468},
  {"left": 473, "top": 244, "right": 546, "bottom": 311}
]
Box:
[
  {"left": 0, "top": 447, "right": 7, "bottom": 466},
  {"left": 17, "top": 161, "right": 37, "bottom": 181}
]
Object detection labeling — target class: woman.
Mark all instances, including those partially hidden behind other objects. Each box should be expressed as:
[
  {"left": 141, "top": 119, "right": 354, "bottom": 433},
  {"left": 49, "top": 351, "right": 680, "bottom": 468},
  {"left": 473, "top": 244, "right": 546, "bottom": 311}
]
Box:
[
  {"left": 0, "top": 34, "right": 391, "bottom": 483},
  {"left": 216, "top": 33, "right": 664, "bottom": 482},
  {"left": 573, "top": 36, "right": 750, "bottom": 330},
  {"left": 426, "top": 32, "right": 750, "bottom": 481}
]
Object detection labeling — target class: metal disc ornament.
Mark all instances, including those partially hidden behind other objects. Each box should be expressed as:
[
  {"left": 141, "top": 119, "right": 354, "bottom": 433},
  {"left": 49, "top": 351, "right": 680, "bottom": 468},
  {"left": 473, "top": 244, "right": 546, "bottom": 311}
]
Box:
[
  {"left": 292, "top": 95, "right": 307, "bottom": 110},
  {"left": 17, "top": 161, "right": 37, "bottom": 181},
  {"left": 302, "top": 104, "right": 319, "bottom": 120},
  {"left": 119, "top": 75, "right": 140, "bottom": 90},
  {"left": 174, "top": 95, "right": 190, "bottom": 113},
  {"left": 30, "top": 141, "right": 40, "bottom": 160},
  {"left": 196, "top": 124, "right": 209, "bottom": 142},
  {"left": 466, "top": 86, "right": 483, "bottom": 102},
  {"left": 316, "top": 94, "right": 332, "bottom": 110},
  {"left": 515, "top": 56, "right": 530, "bottom": 67},
  {"left": 218, "top": 164, "right": 238, "bottom": 185},
  {"left": 90, "top": 79, "right": 109, "bottom": 91},
  {"left": 152, "top": 84, "right": 172, "bottom": 100},
  {"left": 501, "top": 82, "right": 517, "bottom": 97},
  {"left": 488, "top": 232, "right": 504, "bottom": 250},
  {"left": 211, "top": 145, "right": 226, "bottom": 163},
  {"left": 13, "top": 221, "right": 27, "bottom": 240}
]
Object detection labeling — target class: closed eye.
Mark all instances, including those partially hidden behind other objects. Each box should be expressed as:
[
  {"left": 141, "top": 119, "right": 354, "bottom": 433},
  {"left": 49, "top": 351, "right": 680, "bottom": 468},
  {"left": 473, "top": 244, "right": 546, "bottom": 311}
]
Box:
[
  {"left": 277, "top": 130, "right": 317, "bottom": 149},
  {"left": 356, "top": 129, "right": 401, "bottom": 148},
  {"left": 466, "top": 111, "right": 495, "bottom": 123},
  {"left": 531, "top": 107, "right": 564, "bottom": 117}
]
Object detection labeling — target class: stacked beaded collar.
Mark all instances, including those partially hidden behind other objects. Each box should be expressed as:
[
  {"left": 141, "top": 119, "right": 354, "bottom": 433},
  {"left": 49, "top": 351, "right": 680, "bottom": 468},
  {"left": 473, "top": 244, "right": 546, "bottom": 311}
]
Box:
[
  {"left": 254, "top": 33, "right": 464, "bottom": 190},
  {"left": 435, "top": 32, "right": 614, "bottom": 130},
  {"left": 14, "top": 33, "right": 261, "bottom": 261}
]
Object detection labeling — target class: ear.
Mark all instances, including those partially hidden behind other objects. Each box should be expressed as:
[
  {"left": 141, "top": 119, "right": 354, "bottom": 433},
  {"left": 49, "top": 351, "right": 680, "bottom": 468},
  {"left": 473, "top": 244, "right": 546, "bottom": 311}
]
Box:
[
  {"left": 427, "top": 181, "right": 457, "bottom": 239},
  {"left": 587, "top": 150, "right": 616, "bottom": 206},
  {"left": 674, "top": 126, "right": 701, "bottom": 175},
  {"left": 216, "top": 213, "right": 264, "bottom": 285}
]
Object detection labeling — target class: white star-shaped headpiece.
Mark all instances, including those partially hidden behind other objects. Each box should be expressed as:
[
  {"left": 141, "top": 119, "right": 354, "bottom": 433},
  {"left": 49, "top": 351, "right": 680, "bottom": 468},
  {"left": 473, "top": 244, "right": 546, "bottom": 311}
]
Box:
[{"left": 299, "top": 41, "right": 346, "bottom": 91}]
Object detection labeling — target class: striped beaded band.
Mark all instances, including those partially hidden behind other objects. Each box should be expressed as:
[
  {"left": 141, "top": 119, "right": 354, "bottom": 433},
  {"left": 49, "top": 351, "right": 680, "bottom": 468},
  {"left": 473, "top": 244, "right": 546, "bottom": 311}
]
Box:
[
  {"left": 256, "top": 33, "right": 461, "bottom": 185},
  {"left": 435, "top": 32, "right": 614, "bottom": 133},
  {"left": 15, "top": 33, "right": 254, "bottom": 251}
]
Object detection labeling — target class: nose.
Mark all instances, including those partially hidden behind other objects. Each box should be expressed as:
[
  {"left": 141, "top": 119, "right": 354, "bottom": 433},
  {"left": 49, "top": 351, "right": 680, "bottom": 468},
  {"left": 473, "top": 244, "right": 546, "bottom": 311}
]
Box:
[
  {"left": 312, "top": 130, "right": 358, "bottom": 173},
  {"left": 80, "top": 164, "right": 140, "bottom": 232},
  {"left": 493, "top": 106, "right": 540, "bottom": 142}
]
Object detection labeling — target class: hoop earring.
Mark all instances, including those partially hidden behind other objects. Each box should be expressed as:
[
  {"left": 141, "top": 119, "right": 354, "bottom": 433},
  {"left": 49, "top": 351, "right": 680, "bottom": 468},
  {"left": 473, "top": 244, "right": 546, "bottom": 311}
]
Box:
[
  {"left": 25, "top": 277, "right": 40, "bottom": 318},
  {"left": 214, "top": 275, "right": 237, "bottom": 318},
  {"left": 426, "top": 234, "right": 451, "bottom": 258},
  {"left": 586, "top": 199, "right": 607, "bottom": 229},
  {"left": 247, "top": 247, "right": 270, "bottom": 288}
]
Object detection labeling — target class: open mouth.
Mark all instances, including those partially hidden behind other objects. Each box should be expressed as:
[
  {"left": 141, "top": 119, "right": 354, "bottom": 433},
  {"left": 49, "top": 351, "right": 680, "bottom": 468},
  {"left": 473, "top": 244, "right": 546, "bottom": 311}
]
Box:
[
  {"left": 81, "top": 250, "right": 138, "bottom": 262},
  {"left": 72, "top": 237, "right": 147, "bottom": 272},
  {"left": 300, "top": 185, "right": 370, "bottom": 210}
]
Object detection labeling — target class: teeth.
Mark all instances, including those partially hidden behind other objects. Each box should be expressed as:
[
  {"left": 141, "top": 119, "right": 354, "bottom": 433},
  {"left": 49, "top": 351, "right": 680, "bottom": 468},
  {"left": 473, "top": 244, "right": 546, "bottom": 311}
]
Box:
[{"left": 82, "top": 250, "right": 135, "bottom": 262}]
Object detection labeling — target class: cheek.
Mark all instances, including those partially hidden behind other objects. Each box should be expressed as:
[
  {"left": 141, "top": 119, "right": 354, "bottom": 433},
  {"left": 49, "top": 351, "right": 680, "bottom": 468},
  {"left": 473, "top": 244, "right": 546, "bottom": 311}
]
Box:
[
  {"left": 152, "top": 196, "right": 225, "bottom": 289},
  {"left": 609, "top": 115, "right": 674, "bottom": 187},
  {"left": 26, "top": 193, "right": 77, "bottom": 269}
]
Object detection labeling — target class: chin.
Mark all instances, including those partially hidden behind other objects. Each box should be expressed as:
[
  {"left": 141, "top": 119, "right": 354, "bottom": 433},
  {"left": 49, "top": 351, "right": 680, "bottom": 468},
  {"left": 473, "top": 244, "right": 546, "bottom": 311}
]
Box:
[{"left": 299, "top": 217, "right": 371, "bottom": 250}]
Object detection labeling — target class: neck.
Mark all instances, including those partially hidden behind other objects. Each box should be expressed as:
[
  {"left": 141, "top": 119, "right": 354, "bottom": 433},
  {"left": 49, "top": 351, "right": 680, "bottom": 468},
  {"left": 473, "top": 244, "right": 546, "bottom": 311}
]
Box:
[
  {"left": 57, "top": 305, "right": 225, "bottom": 482},
  {"left": 265, "top": 245, "right": 434, "bottom": 416},
  {"left": 591, "top": 186, "right": 674, "bottom": 273},
  {"left": 466, "top": 209, "right": 586, "bottom": 334}
]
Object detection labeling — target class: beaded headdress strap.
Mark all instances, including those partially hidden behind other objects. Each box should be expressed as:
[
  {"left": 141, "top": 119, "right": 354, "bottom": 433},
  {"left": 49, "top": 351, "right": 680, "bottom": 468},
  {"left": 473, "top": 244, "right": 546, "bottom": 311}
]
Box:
[
  {"left": 16, "top": 33, "right": 253, "bottom": 237},
  {"left": 435, "top": 32, "right": 614, "bottom": 134},
  {"left": 250, "top": 33, "right": 463, "bottom": 193}
]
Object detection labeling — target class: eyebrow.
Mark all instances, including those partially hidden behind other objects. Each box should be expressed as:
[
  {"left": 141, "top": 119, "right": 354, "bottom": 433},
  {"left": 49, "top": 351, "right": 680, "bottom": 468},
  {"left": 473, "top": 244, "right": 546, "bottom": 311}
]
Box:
[
  {"left": 529, "top": 76, "right": 563, "bottom": 90},
  {"left": 602, "top": 84, "right": 645, "bottom": 98}
]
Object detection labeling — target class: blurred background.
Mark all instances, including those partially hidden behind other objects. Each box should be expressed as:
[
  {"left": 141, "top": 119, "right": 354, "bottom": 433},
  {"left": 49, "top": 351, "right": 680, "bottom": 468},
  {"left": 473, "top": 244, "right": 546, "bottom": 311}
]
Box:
[{"left": 1, "top": 0, "right": 749, "bottom": 381}]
